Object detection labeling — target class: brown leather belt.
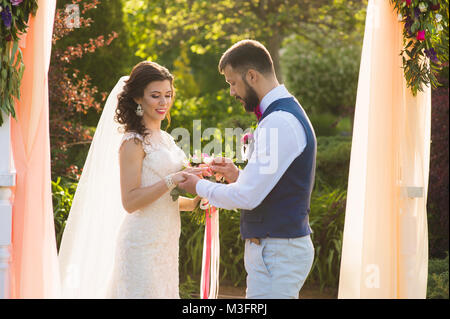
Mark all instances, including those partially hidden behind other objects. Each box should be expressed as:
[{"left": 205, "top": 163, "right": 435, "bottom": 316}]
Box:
[{"left": 248, "top": 237, "right": 260, "bottom": 245}]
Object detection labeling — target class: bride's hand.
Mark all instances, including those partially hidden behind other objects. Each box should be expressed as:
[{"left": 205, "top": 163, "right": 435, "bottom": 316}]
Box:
[
  {"left": 171, "top": 171, "right": 187, "bottom": 185},
  {"left": 183, "top": 167, "right": 208, "bottom": 177},
  {"left": 192, "top": 195, "right": 201, "bottom": 207}
]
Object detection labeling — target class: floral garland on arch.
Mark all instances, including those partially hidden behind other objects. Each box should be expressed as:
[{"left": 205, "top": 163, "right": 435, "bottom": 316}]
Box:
[
  {"left": 0, "top": 0, "right": 38, "bottom": 125},
  {"left": 391, "top": 0, "right": 449, "bottom": 95}
]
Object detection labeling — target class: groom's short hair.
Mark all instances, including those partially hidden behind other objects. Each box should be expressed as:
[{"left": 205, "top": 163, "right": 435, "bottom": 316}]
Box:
[{"left": 219, "top": 40, "right": 275, "bottom": 76}]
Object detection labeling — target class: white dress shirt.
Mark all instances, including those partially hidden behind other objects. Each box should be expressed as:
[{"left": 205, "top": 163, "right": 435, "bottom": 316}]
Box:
[{"left": 196, "top": 85, "right": 307, "bottom": 210}]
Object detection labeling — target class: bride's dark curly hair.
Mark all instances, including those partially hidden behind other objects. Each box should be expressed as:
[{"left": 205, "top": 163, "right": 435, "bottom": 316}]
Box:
[{"left": 115, "top": 61, "right": 175, "bottom": 138}]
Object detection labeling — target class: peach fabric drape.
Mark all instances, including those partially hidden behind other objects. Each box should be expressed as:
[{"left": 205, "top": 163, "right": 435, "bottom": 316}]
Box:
[
  {"left": 338, "top": 0, "right": 430, "bottom": 298},
  {"left": 9, "top": 0, "right": 60, "bottom": 298}
]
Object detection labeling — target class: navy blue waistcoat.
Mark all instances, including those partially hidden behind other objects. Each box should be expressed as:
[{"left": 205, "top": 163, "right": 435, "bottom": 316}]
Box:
[{"left": 240, "top": 97, "right": 317, "bottom": 239}]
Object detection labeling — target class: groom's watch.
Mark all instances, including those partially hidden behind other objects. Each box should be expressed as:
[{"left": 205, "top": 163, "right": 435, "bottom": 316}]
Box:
[{"left": 164, "top": 174, "right": 176, "bottom": 191}]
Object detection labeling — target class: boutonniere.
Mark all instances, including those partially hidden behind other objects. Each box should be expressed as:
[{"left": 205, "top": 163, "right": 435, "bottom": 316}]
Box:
[{"left": 241, "top": 132, "right": 255, "bottom": 161}]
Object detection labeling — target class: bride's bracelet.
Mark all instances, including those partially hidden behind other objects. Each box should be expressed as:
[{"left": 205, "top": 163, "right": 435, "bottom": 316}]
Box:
[{"left": 164, "top": 174, "right": 176, "bottom": 191}]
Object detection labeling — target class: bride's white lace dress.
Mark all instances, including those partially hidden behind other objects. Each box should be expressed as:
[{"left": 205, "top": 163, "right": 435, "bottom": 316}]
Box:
[{"left": 106, "top": 130, "right": 187, "bottom": 298}]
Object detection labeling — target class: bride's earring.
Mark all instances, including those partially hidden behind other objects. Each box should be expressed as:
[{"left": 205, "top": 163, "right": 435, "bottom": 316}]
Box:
[{"left": 135, "top": 104, "right": 144, "bottom": 117}]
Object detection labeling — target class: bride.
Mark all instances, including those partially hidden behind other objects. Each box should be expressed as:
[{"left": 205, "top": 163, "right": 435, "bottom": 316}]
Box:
[{"left": 58, "top": 61, "right": 202, "bottom": 298}]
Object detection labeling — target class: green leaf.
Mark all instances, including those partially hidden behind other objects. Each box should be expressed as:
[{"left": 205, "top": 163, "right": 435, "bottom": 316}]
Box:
[
  {"left": 412, "top": 20, "right": 420, "bottom": 34},
  {"left": 10, "top": 41, "right": 19, "bottom": 62}
]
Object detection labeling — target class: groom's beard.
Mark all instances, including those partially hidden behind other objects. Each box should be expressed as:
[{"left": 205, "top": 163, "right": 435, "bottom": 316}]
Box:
[{"left": 237, "top": 79, "right": 260, "bottom": 113}]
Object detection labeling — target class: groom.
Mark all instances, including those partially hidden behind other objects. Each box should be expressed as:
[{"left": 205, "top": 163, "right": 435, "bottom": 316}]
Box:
[{"left": 178, "top": 39, "right": 316, "bottom": 299}]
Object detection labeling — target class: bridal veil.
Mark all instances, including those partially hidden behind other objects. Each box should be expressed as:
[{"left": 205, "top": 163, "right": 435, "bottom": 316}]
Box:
[{"left": 58, "top": 76, "right": 129, "bottom": 298}]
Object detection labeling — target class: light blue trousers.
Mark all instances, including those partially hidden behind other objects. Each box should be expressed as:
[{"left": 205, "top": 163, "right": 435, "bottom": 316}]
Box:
[{"left": 244, "top": 235, "right": 314, "bottom": 299}]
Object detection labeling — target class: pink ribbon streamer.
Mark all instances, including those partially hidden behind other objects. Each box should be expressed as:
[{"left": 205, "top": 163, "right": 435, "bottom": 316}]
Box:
[
  {"left": 202, "top": 207, "right": 212, "bottom": 298},
  {"left": 200, "top": 204, "right": 219, "bottom": 299}
]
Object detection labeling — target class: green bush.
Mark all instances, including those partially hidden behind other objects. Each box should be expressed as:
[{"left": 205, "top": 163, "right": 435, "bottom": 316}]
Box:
[
  {"left": 309, "top": 112, "right": 344, "bottom": 137},
  {"left": 281, "top": 31, "right": 362, "bottom": 118},
  {"left": 52, "top": 177, "right": 77, "bottom": 251},
  {"left": 179, "top": 208, "right": 246, "bottom": 288},
  {"left": 214, "top": 210, "right": 246, "bottom": 286},
  {"left": 179, "top": 275, "right": 198, "bottom": 299},
  {"left": 427, "top": 253, "right": 449, "bottom": 299},
  {"left": 308, "top": 187, "right": 347, "bottom": 291},
  {"left": 315, "top": 135, "right": 352, "bottom": 190}
]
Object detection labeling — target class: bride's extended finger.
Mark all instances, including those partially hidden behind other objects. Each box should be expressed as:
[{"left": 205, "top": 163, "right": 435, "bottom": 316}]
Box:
[
  {"left": 185, "top": 167, "right": 207, "bottom": 174},
  {"left": 210, "top": 165, "right": 226, "bottom": 173}
]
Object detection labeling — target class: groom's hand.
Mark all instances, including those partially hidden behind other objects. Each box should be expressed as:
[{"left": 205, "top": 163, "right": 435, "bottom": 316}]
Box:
[
  {"left": 210, "top": 157, "right": 239, "bottom": 183},
  {"left": 177, "top": 172, "right": 201, "bottom": 195}
]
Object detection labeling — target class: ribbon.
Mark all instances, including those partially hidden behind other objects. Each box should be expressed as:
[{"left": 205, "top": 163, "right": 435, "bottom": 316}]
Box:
[{"left": 199, "top": 198, "right": 220, "bottom": 299}]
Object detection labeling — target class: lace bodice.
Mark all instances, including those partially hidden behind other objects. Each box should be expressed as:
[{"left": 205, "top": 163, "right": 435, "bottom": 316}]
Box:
[
  {"left": 120, "top": 130, "right": 187, "bottom": 188},
  {"left": 107, "top": 130, "right": 187, "bottom": 298}
]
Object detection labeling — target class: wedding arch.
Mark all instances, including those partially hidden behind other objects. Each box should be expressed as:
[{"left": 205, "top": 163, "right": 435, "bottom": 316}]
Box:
[
  {"left": 0, "top": 0, "right": 445, "bottom": 298},
  {"left": 338, "top": 0, "right": 435, "bottom": 298}
]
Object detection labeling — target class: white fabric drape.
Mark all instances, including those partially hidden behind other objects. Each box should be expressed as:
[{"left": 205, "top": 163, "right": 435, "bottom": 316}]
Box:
[{"left": 338, "top": 0, "right": 430, "bottom": 298}]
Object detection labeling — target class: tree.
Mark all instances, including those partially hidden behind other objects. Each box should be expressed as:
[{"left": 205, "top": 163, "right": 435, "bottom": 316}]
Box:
[
  {"left": 49, "top": 0, "right": 120, "bottom": 179},
  {"left": 123, "top": 0, "right": 366, "bottom": 83},
  {"left": 280, "top": 25, "right": 363, "bottom": 136},
  {"left": 56, "top": 0, "right": 136, "bottom": 96}
]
